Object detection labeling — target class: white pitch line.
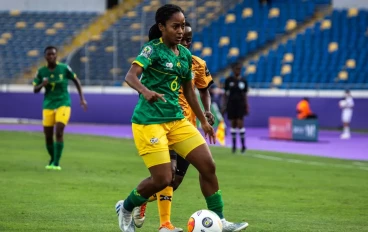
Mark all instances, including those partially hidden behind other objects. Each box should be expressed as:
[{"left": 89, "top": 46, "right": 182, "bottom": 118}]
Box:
[{"left": 251, "top": 154, "right": 368, "bottom": 171}]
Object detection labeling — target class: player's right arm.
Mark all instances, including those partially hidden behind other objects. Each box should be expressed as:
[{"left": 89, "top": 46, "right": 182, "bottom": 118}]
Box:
[
  {"left": 125, "top": 45, "right": 166, "bottom": 103},
  {"left": 32, "top": 70, "right": 47, "bottom": 93}
]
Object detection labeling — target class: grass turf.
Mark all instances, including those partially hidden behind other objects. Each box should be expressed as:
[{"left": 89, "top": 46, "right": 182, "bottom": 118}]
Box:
[{"left": 0, "top": 131, "right": 367, "bottom": 232}]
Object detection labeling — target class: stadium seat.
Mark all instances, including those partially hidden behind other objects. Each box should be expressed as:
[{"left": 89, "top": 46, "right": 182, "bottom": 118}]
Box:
[
  {"left": 193, "top": 42, "right": 203, "bottom": 51},
  {"left": 219, "top": 36, "right": 230, "bottom": 46},
  {"left": 53, "top": 22, "right": 65, "bottom": 29},
  {"left": 272, "top": 76, "right": 282, "bottom": 86},
  {"left": 346, "top": 59, "right": 356, "bottom": 69},
  {"left": 34, "top": 22, "right": 46, "bottom": 29},
  {"left": 242, "top": 8, "right": 253, "bottom": 18},
  {"left": 130, "top": 23, "right": 141, "bottom": 30},
  {"left": 269, "top": 8, "right": 280, "bottom": 18},
  {"left": 285, "top": 19, "right": 297, "bottom": 31},
  {"left": 0, "top": 38, "right": 7, "bottom": 45},
  {"left": 246, "top": 65, "right": 257, "bottom": 74},
  {"left": 348, "top": 8, "right": 358, "bottom": 17},
  {"left": 338, "top": 71, "right": 348, "bottom": 80},
  {"left": 15, "top": 21, "right": 26, "bottom": 28},
  {"left": 46, "top": 28, "right": 57, "bottom": 35},
  {"left": 320, "top": 19, "right": 331, "bottom": 30},
  {"left": 202, "top": 47, "right": 212, "bottom": 57},
  {"left": 228, "top": 47, "right": 239, "bottom": 57},
  {"left": 27, "top": 50, "right": 39, "bottom": 57},
  {"left": 328, "top": 42, "right": 338, "bottom": 53},
  {"left": 225, "top": 14, "right": 236, "bottom": 24},
  {"left": 246, "top": 31, "right": 258, "bottom": 41}
]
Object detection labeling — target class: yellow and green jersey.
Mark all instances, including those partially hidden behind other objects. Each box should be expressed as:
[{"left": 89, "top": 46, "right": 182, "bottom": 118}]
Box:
[
  {"left": 131, "top": 38, "right": 193, "bottom": 124},
  {"left": 33, "top": 62, "right": 76, "bottom": 109}
]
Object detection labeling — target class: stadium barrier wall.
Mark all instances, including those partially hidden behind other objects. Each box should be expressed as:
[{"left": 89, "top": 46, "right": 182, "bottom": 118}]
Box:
[{"left": 1, "top": 85, "right": 368, "bottom": 129}]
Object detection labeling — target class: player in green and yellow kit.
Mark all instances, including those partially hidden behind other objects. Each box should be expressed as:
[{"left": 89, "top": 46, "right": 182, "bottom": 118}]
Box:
[
  {"left": 114, "top": 4, "right": 248, "bottom": 232},
  {"left": 33, "top": 46, "right": 87, "bottom": 170}
]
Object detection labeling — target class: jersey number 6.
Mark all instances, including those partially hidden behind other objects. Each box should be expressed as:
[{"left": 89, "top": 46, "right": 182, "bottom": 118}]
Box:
[{"left": 170, "top": 76, "right": 179, "bottom": 91}]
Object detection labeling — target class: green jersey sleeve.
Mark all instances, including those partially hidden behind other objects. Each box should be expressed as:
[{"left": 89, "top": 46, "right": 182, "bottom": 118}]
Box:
[
  {"left": 182, "top": 48, "right": 193, "bottom": 82},
  {"left": 132, "top": 44, "right": 154, "bottom": 70},
  {"left": 32, "top": 69, "right": 42, "bottom": 86},
  {"left": 66, "top": 65, "right": 77, "bottom": 80}
]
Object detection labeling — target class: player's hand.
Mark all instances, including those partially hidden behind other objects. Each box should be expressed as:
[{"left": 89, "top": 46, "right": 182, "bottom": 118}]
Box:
[
  {"left": 204, "top": 111, "right": 215, "bottom": 126},
  {"left": 80, "top": 99, "right": 88, "bottom": 111},
  {"left": 42, "top": 78, "right": 48, "bottom": 86},
  {"left": 142, "top": 89, "right": 166, "bottom": 104},
  {"left": 201, "top": 121, "right": 216, "bottom": 144}
]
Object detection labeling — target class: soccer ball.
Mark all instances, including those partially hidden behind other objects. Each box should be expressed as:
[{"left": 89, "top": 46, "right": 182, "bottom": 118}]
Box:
[{"left": 187, "top": 209, "right": 223, "bottom": 232}]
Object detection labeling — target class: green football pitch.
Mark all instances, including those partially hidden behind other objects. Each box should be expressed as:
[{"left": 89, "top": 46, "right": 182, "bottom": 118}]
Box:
[{"left": 0, "top": 131, "right": 367, "bottom": 232}]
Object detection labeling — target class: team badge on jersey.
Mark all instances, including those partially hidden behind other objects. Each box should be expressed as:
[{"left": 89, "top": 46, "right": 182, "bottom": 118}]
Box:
[
  {"left": 238, "top": 82, "right": 245, "bottom": 90},
  {"left": 166, "top": 62, "right": 173, "bottom": 69},
  {"left": 140, "top": 46, "right": 153, "bottom": 58}
]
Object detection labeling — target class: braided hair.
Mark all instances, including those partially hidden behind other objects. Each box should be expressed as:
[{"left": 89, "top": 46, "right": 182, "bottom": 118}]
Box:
[{"left": 148, "top": 4, "right": 184, "bottom": 41}]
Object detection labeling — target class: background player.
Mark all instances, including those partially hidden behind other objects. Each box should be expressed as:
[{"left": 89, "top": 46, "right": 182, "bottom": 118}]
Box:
[
  {"left": 132, "top": 21, "right": 215, "bottom": 232},
  {"left": 222, "top": 62, "right": 249, "bottom": 154},
  {"left": 115, "top": 4, "right": 248, "bottom": 232},
  {"left": 339, "top": 89, "right": 354, "bottom": 139},
  {"left": 33, "top": 46, "right": 87, "bottom": 170}
]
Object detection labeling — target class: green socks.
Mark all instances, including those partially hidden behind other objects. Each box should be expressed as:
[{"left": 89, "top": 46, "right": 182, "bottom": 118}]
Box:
[
  {"left": 46, "top": 143, "right": 54, "bottom": 165},
  {"left": 53, "top": 142, "right": 64, "bottom": 166},
  {"left": 123, "top": 188, "right": 148, "bottom": 212},
  {"left": 205, "top": 190, "right": 224, "bottom": 219}
]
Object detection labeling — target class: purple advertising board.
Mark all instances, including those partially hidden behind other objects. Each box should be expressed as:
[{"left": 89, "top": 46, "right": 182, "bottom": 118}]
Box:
[{"left": 0, "top": 92, "right": 367, "bottom": 129}]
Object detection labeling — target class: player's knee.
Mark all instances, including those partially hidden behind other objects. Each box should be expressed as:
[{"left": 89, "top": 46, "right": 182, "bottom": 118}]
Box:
[
  {"left": 55, "top": 130, "right": 64, "bottom": 140},
  {"left": 152, "top": 173, "right": 172, "bottom": 190},
  {"left": 200, "top": 158, "right": 216, "bottom": 179}
]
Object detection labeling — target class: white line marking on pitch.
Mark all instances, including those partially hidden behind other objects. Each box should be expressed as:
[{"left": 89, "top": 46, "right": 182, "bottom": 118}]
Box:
[{"left": 251, "top": 154, "right": 368, "bottom": 171}]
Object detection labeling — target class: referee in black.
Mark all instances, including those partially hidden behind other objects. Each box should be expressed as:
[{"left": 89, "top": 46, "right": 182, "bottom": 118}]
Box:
[{"left": 222, "top": 62, "right": 249, "bottom": 153}]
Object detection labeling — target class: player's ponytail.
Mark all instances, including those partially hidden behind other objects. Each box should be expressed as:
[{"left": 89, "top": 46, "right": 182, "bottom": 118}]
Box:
[{"left": 148, "top": 23, "right": 162, "bottom": 41}]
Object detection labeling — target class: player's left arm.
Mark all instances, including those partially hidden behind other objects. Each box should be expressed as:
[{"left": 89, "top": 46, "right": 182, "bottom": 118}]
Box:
[
  {"left": 196, "top": 63, "right": 215, "bottom": 125},
  {"left": 67, "top": 65, "right": 87, "bottom": 111}
]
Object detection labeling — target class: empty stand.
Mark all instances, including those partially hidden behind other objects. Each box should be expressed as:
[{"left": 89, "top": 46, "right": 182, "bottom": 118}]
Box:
[
  {"left": 0, "top": 10, "right": 98, "bottom": 80},
  {"left": 247, "top": 8, "right": 368, "bottom": 89}
]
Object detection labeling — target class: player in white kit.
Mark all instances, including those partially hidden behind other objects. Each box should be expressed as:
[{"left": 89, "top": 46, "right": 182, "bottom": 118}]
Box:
[{"left": 339, "top": 90, "right": 354, "bottom": 139}]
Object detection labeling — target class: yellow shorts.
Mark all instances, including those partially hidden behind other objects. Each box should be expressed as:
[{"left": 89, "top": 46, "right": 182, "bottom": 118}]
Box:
[
  {"left": 42, "top": 106, "right": 71, "bottom": 127},
  {"left": 132, "top": 118, "right": 206, "bottom": 168}
]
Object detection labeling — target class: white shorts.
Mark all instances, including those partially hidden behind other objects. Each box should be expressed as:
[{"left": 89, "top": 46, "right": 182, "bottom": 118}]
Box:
[{"left": 342, "top": 109, "right": 353, "bottom": 123}]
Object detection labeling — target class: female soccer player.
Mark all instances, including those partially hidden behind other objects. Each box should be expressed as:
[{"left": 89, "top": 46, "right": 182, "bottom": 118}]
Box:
[
  {"left": 132, "top": 21, "right": 216, "bottom": 232},
  {"left": 222, "top": 62, "right": 249, "bottom": 154},
  {"left": 33, "top": 46, "right": 87, "bottom": 170},
  {"left": 115, "top": 4, "right": 248, "bottom": 232}
]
